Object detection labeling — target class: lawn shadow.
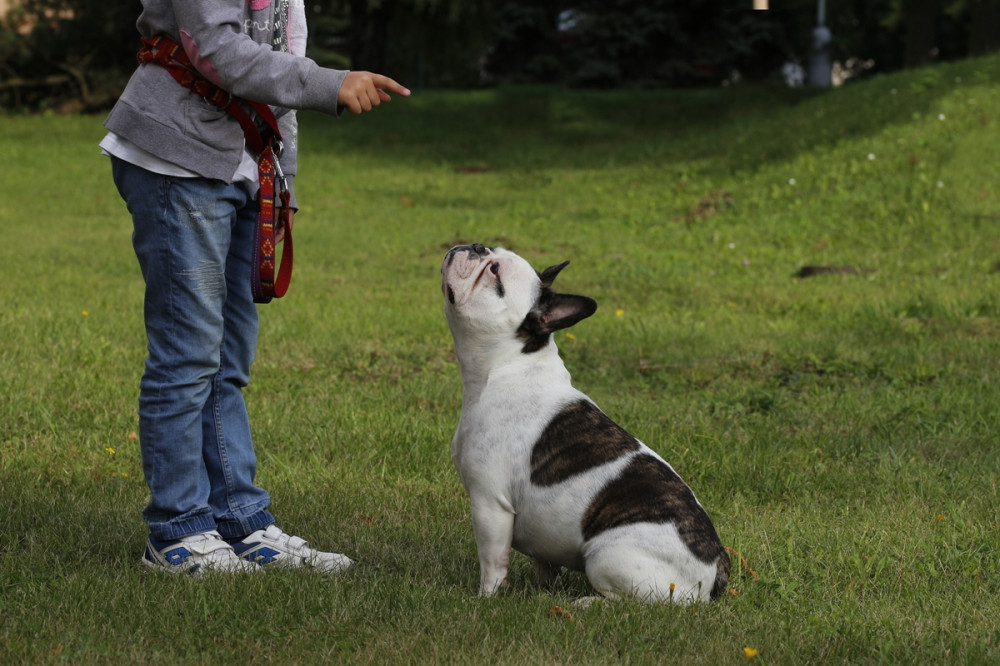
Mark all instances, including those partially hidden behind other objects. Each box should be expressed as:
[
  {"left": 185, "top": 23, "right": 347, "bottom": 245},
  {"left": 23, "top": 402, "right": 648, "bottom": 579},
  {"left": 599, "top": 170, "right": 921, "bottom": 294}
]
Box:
[{"left": 300, "top": 55, "right": 993, "bottom": 176}]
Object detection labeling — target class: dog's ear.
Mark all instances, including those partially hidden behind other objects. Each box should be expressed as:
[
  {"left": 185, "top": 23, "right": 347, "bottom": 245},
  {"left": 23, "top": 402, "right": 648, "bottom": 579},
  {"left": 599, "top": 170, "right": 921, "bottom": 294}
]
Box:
[
  {"left": 518, "top": 289, "right": 597, "bottom": 353},
  {"left": 539, "top": 261, "right": 571, "bottom": 288},
  {"left": 538, "top": 292, "right": 598, "bottom": 332}
]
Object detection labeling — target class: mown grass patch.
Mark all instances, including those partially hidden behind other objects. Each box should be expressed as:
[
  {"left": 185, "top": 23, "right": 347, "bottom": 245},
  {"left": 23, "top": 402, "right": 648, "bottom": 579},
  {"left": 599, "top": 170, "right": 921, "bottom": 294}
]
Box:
[{"left": 4, "top": 55, "right": 1000, "bottom": 663}]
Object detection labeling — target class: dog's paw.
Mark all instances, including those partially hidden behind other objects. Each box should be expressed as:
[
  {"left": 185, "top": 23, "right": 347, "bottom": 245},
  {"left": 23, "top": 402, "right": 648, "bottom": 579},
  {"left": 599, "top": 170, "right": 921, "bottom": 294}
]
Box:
[
  {"left": 478, "top": 577, "right": 510, "bottom": 597},
  {"left": 571, "top": 596, "right": 605, "bottom": 609}
]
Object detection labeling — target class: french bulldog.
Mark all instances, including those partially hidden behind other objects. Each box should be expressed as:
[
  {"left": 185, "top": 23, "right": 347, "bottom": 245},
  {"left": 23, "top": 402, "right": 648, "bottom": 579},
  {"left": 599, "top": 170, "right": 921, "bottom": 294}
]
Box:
[{"left": 441, "top": 243, "right": 730, "bottom": 604}]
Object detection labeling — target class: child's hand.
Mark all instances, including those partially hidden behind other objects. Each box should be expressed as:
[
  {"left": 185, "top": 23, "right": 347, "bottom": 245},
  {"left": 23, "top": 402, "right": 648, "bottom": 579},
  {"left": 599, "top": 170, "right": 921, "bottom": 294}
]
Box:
[
  {"left": 276, "top": 209, "right": 292, "bottom": 244},
  {"left": 337, "top": 71, "right": 411, "bottom": 115}
]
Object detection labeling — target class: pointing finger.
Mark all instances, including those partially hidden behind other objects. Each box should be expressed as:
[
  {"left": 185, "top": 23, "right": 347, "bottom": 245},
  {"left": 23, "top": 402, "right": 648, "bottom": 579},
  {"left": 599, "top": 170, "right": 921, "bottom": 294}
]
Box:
[{"left": 370, "top": 74, "right": 411, "bottom": 97}]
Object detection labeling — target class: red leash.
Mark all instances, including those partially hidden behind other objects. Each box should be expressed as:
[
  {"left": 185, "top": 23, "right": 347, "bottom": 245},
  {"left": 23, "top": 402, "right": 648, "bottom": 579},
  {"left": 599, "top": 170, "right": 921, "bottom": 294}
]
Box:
[{"left": 137, "top": 35, "right": 293, "bottom": 303}]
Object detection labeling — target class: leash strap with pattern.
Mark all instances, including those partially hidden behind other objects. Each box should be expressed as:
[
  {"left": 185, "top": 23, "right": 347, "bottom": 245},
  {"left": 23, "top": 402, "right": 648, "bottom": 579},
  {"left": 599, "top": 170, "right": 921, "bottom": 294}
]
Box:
[{"left": 137, "top": 35, "right": 293, "bottom": 303}]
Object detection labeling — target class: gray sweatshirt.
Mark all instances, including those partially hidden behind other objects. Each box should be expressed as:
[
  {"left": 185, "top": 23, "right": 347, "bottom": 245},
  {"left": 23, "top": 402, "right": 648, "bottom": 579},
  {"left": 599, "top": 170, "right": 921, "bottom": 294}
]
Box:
[{"left": 104, "top": 1, "right": 348, "bottom": 203}]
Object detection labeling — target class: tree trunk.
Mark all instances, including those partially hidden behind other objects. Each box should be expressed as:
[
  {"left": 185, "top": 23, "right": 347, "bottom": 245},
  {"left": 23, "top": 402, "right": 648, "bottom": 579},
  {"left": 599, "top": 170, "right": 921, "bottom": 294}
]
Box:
[
  {"left": 969, "top": 0, "right": 1000, "bottom": 56},
  {"left": 903, "top": 0, "right": 940, "bottom": 67},
  {"left": 348, "top": 0, "right": 398, "bottom": 71}
]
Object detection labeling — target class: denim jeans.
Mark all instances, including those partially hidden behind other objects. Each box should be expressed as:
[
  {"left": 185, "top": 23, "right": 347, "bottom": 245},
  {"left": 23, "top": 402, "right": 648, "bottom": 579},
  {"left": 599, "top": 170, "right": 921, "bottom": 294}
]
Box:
[{"left": 111, "top": 157, "right": 274, "bottom": 541}]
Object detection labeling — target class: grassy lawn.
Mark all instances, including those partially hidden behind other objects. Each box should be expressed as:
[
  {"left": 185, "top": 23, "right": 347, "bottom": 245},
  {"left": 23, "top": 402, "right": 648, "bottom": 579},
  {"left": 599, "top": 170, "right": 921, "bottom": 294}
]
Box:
[{"left": 3, "top": 54, "right": 1000, "bottom": 663}]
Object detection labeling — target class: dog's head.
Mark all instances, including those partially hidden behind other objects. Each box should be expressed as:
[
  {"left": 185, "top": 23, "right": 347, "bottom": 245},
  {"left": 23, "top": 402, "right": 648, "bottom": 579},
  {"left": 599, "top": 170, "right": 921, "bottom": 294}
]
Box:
[{"left": 441, "top": 244, "right": 597, "bottom": 358}]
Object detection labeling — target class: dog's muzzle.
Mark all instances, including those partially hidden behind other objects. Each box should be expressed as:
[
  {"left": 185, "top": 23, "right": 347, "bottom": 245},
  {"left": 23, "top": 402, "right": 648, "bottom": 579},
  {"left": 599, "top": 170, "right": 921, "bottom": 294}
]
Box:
[{"left": 445, "top": 243, "right": 491, "bottom": 279}]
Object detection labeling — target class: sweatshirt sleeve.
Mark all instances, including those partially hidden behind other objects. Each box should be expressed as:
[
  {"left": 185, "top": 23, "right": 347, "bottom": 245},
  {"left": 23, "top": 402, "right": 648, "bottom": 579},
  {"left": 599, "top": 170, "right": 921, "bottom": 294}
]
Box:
[{"left": 171, "top": 2, "right": 347, "bottom": 117}]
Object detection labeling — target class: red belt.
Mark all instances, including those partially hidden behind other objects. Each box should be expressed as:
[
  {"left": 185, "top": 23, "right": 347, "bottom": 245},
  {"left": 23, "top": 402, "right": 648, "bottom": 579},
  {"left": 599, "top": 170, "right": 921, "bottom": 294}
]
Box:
[{"left": 137, "top": 35, "right": 293, "bottom": 303}]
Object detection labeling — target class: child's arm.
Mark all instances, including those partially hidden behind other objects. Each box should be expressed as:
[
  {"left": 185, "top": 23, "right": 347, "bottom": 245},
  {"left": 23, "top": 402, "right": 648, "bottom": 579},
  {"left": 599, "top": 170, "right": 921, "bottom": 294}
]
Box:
[{"left": 171, "top": 2, "right": 345, "bottom": 115}]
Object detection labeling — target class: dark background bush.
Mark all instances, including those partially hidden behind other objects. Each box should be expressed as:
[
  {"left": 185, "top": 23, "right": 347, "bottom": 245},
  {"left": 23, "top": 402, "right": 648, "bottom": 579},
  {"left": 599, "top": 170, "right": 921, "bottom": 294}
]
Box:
[{"left": 2, "top": 0, "right": 998, "bottom": 111}]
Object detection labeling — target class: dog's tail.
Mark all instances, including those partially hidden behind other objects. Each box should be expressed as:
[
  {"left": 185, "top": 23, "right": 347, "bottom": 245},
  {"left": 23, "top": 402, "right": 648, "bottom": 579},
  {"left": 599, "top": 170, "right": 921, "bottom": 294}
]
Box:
[{"left": 709, "top": 548, "right": 732, "bottom": 600}]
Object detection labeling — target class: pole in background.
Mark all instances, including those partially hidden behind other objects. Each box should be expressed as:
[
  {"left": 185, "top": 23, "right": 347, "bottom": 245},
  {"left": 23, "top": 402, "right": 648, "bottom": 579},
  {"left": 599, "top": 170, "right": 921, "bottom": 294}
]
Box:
[{"left": 809, "top": 0, "right": 833, "bottom": 86}]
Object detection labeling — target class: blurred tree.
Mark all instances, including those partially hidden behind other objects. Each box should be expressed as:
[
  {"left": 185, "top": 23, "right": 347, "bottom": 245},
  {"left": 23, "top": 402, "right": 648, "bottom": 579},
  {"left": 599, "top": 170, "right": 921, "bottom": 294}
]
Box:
[
  {"left": 1, "top": 0, "right": 135, "bottom": 110},
  {"left": 968, "top": 0, "right": 1000, "bottom": 54},
  {"left": 479, "top": 0, "right": 815, "bottom": 87},
  {"left": 484, "top": 0, "right": 1000, "bottom": 85},
  {"left": 347, "top": 0, "right": 397, "bottom": 72},
  {"left": 3, "top": 0, "right": 1000, "bottom": 111},
  {"left": 480, "top": 0, "right": 565, "bottom": 84},
  {"left": 565, "top": 0, "right": 794, "bottom": 86},
  {"left": 308, "top": 0, "right": 496, "bottom": 87},
  {"left": 903, "top": 0, "right": 942, "bottom": 67}
]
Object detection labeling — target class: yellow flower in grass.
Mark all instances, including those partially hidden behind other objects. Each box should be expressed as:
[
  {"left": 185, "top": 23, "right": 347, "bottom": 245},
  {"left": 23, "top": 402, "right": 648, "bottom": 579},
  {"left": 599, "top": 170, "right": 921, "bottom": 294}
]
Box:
[
  {"left": 105, "top": 447, "right": 116, "bottom": 455},
  {"left": 565, "top": 332, "right": 576, "bottom": 340},
  {"left": 615, "top": 308, "right": 625, "bottom": 317},
  {"left": 743, "top": 647, "right": 759, "bottom": 659}
]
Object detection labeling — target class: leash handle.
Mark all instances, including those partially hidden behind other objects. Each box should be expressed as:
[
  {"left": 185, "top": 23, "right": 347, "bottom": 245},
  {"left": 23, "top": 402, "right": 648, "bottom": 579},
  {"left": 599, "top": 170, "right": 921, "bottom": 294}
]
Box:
[{"left": 251, "top": 140, "right": 294, "bottom": 303}]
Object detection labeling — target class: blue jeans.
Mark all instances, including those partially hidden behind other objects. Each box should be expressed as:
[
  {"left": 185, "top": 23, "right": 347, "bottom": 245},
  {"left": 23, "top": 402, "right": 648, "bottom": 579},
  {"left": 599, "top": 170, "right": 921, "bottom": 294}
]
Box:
[{"left": 111, "top": 157, "right": 274, "bottom": 541}]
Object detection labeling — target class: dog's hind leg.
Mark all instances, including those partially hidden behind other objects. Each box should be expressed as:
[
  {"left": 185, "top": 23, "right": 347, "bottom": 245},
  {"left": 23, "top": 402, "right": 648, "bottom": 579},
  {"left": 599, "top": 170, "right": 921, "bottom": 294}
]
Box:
[
  {"left": 585, "top": 550, "right": 709, "bottom": 604},
  {"left": 534, "top": 558, "right": 562, "bottom": 589}
]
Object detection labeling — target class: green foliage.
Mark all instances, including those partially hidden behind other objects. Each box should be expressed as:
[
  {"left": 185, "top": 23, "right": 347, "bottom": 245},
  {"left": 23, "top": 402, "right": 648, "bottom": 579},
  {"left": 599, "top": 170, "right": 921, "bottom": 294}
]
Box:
[
  {"left": 481, "top": 0, "right": 996, "bottom": 87},
  {"left": 479, "top": 0, "right": 564, "bottom": 84},
  {"left": 4, "top": 54, "right": 1000, "bottom": 663},
  {"left": 563, "top": 0, "right": 790, "bottom": 86},
  {"left": 5, "top": 0, "right": 999, "bottom": 113},
  {"left": 0, "top": 0, "right": 136, "bottom": 110},
  {"left": 381, "top": 0, "right": 495, "bottom": 87},
  {"left": 307, "top": 0, "right": 496, "bottom": 86}
]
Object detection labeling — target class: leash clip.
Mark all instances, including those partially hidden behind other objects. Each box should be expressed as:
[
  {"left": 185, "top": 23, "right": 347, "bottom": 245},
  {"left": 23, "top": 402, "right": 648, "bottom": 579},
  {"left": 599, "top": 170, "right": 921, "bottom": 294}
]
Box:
[{"left": 272, "top": 147, "right": 288, "bottom": 194}]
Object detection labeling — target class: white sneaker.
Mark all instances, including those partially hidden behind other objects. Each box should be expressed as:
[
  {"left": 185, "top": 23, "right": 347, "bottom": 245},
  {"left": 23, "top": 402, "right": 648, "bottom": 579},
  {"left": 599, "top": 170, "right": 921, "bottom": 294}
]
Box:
[
  {"left": 229, "top": 525, "right": 354, "bottom": 573},
  {"left": 142, "top": 530, "right": 262, "bottom": 575}
]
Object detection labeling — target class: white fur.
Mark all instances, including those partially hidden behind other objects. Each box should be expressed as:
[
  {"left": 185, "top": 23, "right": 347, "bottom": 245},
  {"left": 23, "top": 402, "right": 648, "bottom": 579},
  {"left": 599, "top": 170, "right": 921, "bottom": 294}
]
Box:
[{"left": 442, "top": 246, "right": 723, "bottom": 603}]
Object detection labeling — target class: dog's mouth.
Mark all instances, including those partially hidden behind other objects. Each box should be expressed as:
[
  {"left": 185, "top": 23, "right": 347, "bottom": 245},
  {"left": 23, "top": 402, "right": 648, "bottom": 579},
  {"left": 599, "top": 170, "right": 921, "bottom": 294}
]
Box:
[
  {"left": 443, "top": 244, "right": 499, "bottom": 307},
  {"left": 444, "top": 261, "right": 492, "bottom": 306},
  {"left": 445, "top": 244, "right": 492, "bottom": 279}
]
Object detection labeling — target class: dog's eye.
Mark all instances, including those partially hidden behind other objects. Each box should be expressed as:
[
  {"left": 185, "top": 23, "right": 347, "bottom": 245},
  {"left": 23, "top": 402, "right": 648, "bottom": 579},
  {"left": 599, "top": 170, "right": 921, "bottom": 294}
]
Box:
[{"left": 490, "top": 263, "right": 500, "bottom": 276}]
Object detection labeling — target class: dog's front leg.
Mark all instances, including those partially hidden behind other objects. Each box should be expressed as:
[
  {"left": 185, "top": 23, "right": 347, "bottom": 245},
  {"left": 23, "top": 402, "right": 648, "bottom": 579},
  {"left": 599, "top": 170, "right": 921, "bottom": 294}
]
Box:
[{"left": 470, "top": 497, "right": 516, "bottom": 596}]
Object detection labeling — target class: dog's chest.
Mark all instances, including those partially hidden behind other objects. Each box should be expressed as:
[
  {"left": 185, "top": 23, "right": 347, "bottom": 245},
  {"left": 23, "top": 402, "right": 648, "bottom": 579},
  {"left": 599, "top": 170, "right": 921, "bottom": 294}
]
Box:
[
  {"left": 453, "top": 361, "right": 572, "bottom": 457},
  {"left": 452, "top": 387, "right": 568, "bottom": 479},
  {"left": 454, "top": 390, "right": 650, "bottom": 562}
]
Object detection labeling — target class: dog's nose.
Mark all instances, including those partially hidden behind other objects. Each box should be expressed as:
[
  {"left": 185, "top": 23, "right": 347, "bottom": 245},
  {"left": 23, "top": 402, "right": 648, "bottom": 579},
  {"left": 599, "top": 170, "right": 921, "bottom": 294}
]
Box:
[{"left": 444, "top": 244, "right": 490, "bottom": 270}]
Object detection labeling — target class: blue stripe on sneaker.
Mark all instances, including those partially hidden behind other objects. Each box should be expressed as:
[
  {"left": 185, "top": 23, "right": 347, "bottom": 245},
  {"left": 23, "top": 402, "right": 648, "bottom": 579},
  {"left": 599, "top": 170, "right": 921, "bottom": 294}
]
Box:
[
  {"left": 243, "top": 547, "right": 281, "bottom": 564},
  {"left": 229, "top": 540, "right": 255, "bottom": 556},
  {"left": 163, "top": 546, "right": 192, "bottom": 566}
]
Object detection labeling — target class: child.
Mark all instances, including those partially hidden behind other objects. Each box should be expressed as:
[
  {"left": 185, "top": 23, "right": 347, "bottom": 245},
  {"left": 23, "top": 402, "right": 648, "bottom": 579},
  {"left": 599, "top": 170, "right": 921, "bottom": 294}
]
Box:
[{"left": 101, "top": 1, "right": 409, "bottom": 574}]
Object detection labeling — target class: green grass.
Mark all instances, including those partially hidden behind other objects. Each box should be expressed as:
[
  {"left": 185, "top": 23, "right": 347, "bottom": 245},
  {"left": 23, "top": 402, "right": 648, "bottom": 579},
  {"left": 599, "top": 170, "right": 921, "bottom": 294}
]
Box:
[{"left": 4, "top": 54, "right": 1000, "bottom": 663}]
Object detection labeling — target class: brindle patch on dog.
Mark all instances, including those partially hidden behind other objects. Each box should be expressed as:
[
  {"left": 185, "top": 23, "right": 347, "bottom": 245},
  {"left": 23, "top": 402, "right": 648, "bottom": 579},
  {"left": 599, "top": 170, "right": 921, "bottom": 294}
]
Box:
[
  {"left": 581, "top": 454, "right": 727, "bottom": 567},
  {"left": 530, "top": 400, "right": 640, "bottom": 486}
]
